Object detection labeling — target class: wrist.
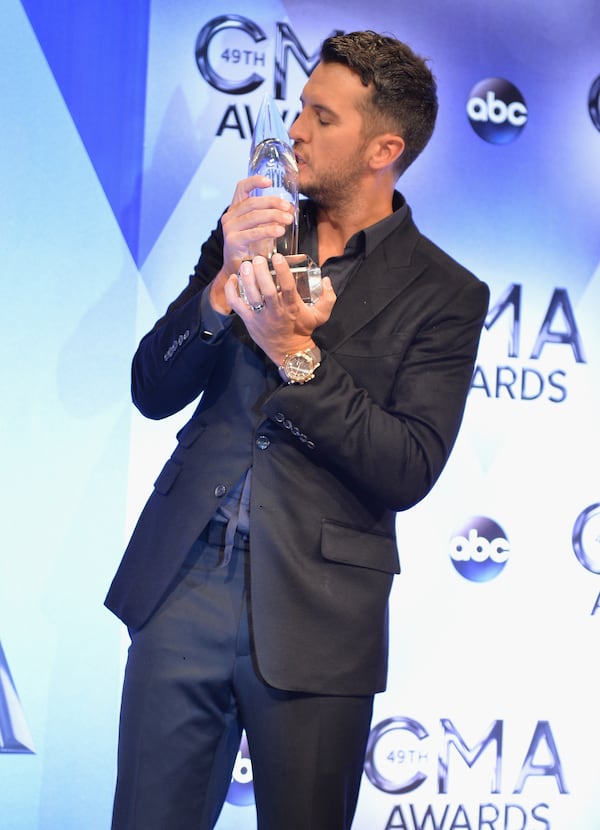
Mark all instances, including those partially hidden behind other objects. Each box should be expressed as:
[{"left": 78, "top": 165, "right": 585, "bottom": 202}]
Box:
[
  {"left": 273, "top": 339, "right": 316, "bottom": 368},
  {"left": 209, "top": 272, "right": 233, "bottom": 316}
]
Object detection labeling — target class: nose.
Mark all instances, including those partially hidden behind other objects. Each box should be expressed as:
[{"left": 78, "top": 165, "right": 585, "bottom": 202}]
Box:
[{"left": 288, "top": 109, "right": 305, "bottom": 142}]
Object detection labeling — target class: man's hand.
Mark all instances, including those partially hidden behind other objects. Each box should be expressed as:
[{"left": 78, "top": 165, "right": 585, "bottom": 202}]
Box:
[
  {"left": 209, "top": 176, "right": 295, "bottom": 315},
  {"left": 224, "top": 254, "right": 336, "bottom": 366}
]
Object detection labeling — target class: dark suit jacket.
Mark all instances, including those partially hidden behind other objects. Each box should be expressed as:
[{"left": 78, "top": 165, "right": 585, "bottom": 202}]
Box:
[{"left": 105, "top": 193, "right": 489, "bottom": 696}]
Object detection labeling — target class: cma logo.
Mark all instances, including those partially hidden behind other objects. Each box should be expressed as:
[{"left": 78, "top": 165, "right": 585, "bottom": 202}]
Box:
[
  {"left": 195, "top": 15, "right": 341, "bottom": 99},
  {"left": 589, "top": 75, "right": 600, "bottom": 131},
  {"left": 364, "top": 716, "right": 567, "bottom": 796},
  {"left": 472, "top": 283, "right": 586, "bottom": 404},
  {"left": 572, "top": 503, "right": 600, "bottom": 616},
  {"left": 450, "top": 517, "right": 509, "bottom": 582},
  {"left": 573, "top": 503, "right": 600, "bottom": 575},
  {"left": 467, "top": 78, "right": 528, "bottom": 144}
]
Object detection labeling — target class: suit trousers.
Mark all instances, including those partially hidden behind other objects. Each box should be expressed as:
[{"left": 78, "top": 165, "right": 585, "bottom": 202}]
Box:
[{"left": 110, "top": 520, "right": 375, "bottom": 830}]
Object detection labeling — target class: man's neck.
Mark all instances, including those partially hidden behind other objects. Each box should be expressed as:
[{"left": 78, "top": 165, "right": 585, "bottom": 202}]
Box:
[{"left": 315, "top": 192, "right": 395, "bottom": 263}]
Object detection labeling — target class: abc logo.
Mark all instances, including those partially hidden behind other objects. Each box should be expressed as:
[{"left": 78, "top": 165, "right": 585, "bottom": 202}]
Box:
[
  {"left": 449, "top": 517, "right": 510, "bottom": 582},
  {"left": 467, "top": 78, "right": 528, "bottom": 144},
  {"left": 226, "top": 732, "right": 255, "bottom": 806},
  {"left": 589, "top": 75, "right": 600, "bottom": 131}
]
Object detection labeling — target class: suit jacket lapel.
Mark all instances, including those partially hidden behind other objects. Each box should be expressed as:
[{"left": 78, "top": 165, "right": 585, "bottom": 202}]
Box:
[{"left": 315, "top": 210, "right": 426, "bottom": 351}]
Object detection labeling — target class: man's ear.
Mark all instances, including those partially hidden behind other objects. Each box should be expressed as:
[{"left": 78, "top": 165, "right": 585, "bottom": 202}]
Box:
[{"left": 368, "top": 133, "right": 405, "bottom": 171}]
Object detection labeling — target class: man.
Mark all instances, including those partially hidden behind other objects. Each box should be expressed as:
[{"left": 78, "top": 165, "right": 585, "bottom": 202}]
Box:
[{"left": 106, "top": 31, "right": 489, "bottom": 830}]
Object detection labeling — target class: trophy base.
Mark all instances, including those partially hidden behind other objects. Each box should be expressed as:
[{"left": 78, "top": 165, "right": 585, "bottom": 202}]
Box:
[
  {"left": 278, "top": 254, "right": 322, "bottom": 305},
  {"left": 238, "top": 254, "right": 322, "bottom": 305}
]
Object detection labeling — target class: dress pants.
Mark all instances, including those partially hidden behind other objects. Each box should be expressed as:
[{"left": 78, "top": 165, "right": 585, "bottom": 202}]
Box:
[{"left": 111, "top": 521, "right": 374, "bottom": 830}]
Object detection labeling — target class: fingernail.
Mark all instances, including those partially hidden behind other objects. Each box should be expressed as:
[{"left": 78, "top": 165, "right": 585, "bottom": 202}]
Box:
[{"left": 271, "top": 253, "right": 284, "bottom": 265}]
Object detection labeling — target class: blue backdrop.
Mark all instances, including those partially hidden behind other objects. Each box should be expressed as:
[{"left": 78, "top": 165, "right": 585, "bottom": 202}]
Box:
[{"left": 2, "top": 1, "right": 599, "bottom": 828}]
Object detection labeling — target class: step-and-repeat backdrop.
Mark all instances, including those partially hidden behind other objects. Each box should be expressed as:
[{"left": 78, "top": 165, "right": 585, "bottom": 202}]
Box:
[{"left": 2, "top": 1, "right": 599, "bottom": 828}]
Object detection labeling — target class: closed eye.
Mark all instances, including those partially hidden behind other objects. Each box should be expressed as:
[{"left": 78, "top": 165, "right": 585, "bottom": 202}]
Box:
[{"left": 299, "top": 95, "right": 336, "bottom": 127}]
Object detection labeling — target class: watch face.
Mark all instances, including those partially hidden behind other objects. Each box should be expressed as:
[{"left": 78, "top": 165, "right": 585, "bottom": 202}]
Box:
[{"left": 284, "top": 352, "right": 313, "bottom": 382}]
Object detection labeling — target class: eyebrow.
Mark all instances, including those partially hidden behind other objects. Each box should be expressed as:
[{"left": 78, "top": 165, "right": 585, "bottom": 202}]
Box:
[{"left": 300, "top": 96, "right": 338, "bottom": 120}]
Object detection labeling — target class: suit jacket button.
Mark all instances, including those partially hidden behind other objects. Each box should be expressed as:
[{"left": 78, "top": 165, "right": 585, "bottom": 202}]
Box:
[
  {"left": 214, "top": 484, "right": 227, "bottom": 497},
  {"left": 256, "top": 435, "right": 270, "bottom": 450}
]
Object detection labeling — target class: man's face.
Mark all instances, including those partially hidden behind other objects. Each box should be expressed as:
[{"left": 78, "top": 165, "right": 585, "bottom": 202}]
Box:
[{"left": 289, "top": 61, "right": 373, "bottom": 207}]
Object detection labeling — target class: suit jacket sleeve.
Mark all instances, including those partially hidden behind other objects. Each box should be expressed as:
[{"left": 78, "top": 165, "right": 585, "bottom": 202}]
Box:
[
  {"left": 262, "top": 243, "right": 489, "bottom": 512},
  {"left": 129, "top": 220, "right": 227, "bottom": 419}
]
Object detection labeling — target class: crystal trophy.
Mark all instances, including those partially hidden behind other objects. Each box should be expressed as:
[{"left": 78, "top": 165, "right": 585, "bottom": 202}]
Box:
[{"left": 241, "top": 94, "right": 322, "bottom": 305}]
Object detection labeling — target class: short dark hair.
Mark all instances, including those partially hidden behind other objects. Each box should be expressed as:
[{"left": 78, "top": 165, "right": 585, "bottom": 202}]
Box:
[{"left": 320, "top": 31, "right": 438, "bottom": 176}]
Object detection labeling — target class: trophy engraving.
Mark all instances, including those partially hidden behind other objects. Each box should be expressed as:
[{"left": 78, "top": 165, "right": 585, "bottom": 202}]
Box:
[{"left": 241, "top": 95, "right": 322, "bottom": 305}]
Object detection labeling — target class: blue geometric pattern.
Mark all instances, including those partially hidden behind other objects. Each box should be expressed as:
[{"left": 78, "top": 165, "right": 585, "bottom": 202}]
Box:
[
  {"left": 0, "top": 642, "right": 34, "bottom": 754},
  {"left": 20, "top": 1, "right": 152, "bottom": 265},
  {"left": 20, "top": 0, "right": 221, "bottom": 267}
]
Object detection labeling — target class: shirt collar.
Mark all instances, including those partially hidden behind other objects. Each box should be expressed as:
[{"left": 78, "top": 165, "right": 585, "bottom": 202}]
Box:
[
  {"left": 363, "top": 191, "right": 409, "bottom": 255},
  {"left": 300, "top": 190, "right": 409, "bottom": 258}
]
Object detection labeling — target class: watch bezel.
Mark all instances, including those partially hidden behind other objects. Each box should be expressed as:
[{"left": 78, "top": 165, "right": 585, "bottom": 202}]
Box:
[{"left": 279, "top": 347, "right": 321, "bottom": 384}]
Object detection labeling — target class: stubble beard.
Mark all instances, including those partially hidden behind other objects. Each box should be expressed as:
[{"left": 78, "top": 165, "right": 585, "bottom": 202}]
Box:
[
  {"left": 300, "top": 175, "right": 357, "bottom": 211},
  {"left": 297, "top": 147, "right": 367, "bottom": 211}
]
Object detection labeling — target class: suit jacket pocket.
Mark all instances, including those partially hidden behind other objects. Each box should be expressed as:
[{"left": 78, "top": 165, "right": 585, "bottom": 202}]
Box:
[
  {"left": 153, "top": 458, "right": 182, "bottom": 495},
  {"left": 320, "top": 519, "right": 400, "bottom": 574}
]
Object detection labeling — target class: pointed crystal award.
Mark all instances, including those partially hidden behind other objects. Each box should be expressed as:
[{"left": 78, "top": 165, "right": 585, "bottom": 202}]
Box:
[{"left": 242, "top": 95, "right": 322, "bottom": 304}]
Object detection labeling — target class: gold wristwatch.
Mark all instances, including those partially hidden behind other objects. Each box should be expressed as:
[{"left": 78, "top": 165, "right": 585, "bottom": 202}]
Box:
[{"left": 278, "top": 346, "right": 321, "bottom": 384}]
